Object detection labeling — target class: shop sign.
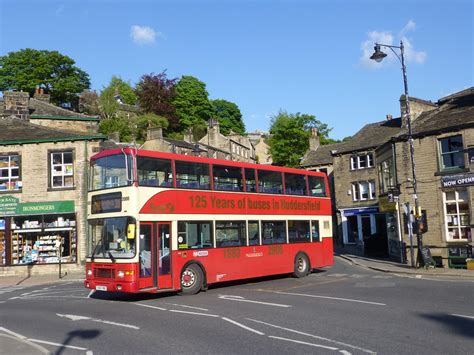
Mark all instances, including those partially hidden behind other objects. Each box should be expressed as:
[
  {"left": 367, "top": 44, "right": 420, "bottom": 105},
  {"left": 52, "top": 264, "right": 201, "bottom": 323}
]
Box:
[
  {"left": 0, "top": 196, "right": 20, "bottom": 216},
  {"left": 441, "top": 172, "right": 474, "bottom": 188},
  {"left": 343, "top": 207, "right": 379, "bottom": 216},
  {"left": 379, "top": 196, "right": 397, "bottom": 212},
  {"left": 0, "top": 195, "right": 75, "bottom": 216}
]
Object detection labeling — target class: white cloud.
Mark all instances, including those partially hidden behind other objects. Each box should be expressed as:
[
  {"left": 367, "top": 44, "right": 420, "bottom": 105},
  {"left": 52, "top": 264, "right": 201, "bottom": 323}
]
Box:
[
  {"left": 130, "top": 25, "right": 162, "bottom": 45},
  {"left": 360, "top": 21, "right": 427, "bottom": 68}
]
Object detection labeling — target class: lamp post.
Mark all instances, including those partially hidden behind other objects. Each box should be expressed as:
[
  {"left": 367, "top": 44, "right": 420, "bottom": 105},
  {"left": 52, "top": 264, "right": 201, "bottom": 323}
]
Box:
[{"left": 370, "top": 40, "right": 423, "bottom": 267}]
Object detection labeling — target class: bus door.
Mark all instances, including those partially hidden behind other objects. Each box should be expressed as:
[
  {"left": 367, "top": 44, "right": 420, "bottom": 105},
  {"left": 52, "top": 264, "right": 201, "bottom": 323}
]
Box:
[{"left": 138, "top": 222, "right": 172, "bottom": 290}]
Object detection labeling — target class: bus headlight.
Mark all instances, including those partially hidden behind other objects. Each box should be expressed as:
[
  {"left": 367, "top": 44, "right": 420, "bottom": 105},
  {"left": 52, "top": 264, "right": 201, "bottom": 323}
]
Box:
[
  {"left": 117, "top": 270, "right": 125, "bottom": 278},
  {"left": 118, "top": 270, "right": 134, "bottom": 278},
  {"left": 87, "top": 269, "right": 93, "bottom": 276}
]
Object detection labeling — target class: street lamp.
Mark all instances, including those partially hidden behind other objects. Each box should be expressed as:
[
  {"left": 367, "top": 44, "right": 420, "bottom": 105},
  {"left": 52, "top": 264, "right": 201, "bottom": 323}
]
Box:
[{"left": 370, "top": 40, "right": 423, "bottom": 267}]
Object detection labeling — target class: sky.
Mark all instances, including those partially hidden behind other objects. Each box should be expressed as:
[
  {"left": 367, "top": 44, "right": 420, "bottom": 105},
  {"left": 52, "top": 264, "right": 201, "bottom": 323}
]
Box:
[{"left": 1, "top": 0, "right": 472, "bottom": 140}]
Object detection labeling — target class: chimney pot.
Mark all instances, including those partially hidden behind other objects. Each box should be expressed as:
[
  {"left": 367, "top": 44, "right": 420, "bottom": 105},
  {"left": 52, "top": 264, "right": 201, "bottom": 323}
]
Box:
[{"left": 386, "top": 114, "right": 393, "bottom": 120}]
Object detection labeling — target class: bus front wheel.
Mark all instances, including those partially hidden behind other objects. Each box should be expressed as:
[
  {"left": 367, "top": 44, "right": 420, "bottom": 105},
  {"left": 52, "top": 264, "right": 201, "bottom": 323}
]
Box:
[
  {"left": 293, "top": 253, "right": 310, "bottom": 278},
  {"left": 179, "top": 264, "right": 203, "bottom": 295}
]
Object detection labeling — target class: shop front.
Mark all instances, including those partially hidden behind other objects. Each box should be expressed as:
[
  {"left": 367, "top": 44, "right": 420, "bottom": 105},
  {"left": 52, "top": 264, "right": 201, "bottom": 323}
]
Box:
[
  {"left": 379, "top": 195, "right": 403, "bottom": 262},
  {"left": 0, "top": 196, "right": 77, "bottom": 267}
]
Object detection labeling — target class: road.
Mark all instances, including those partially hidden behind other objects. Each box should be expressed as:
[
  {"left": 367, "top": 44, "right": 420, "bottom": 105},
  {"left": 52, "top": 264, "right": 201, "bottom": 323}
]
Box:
[{"left": 1, "top": 257, "right": 473, "bottom": 354}]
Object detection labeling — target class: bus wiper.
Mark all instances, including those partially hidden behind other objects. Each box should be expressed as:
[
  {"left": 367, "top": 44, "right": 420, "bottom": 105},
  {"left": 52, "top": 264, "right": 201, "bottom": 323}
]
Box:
[
  {"left": 90, "top": 243, "right": 100, "bottom": 262},
  {"left": 108, "top": 251, "right": 116, "bottom": 263}
]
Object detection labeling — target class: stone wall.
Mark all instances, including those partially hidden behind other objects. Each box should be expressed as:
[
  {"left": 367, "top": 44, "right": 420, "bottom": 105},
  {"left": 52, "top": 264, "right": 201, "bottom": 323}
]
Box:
[{"left": 29, "top": 118, "right": 99, "bottom": 134}]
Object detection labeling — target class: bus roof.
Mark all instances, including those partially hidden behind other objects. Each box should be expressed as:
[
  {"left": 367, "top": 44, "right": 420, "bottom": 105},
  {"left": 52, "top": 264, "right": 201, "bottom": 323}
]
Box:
[{"left": 91, "top": 148, "right": 326, "bottom": 176}]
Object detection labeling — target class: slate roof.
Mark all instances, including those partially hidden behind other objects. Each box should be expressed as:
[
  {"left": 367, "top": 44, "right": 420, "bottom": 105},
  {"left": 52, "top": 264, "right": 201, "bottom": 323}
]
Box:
[
  {"left": 0, "top": 116, "right": 105, "bottom": 145},
  {"left": 28, "top": 98, "right": 99, "bottom": 121},
  {"left": 394, "top": 87, "right": 474, "bottom": 139},
  {"left": 300, "top": 142, "right": 346, "bottom": 167}
]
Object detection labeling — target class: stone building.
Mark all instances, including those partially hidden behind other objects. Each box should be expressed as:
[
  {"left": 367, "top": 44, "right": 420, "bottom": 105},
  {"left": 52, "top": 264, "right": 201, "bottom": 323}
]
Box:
[
  {"left": 0, "top": 91, "right": 105, "bottom": 276},
  {"left": 248, "top": 130, "right": 272, "bottom": 164},
  {"left": 378, "top": 87, "right": 474, "bottom": 267}
]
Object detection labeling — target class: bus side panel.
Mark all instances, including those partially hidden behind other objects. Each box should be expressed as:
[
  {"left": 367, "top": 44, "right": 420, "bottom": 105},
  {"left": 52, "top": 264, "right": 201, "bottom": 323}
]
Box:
[{"left": 321, "top": 237, "right": 334, "bottom": 267}]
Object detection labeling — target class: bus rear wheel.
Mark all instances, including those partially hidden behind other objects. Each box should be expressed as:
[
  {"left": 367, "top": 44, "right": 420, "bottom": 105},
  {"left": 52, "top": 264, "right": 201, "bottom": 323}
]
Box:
[
  {"left": 179, "top": 264, "right": 203, "bottom": 295},
  {"left": 293, "top": 253, "right": 310, "bottom": 278}
]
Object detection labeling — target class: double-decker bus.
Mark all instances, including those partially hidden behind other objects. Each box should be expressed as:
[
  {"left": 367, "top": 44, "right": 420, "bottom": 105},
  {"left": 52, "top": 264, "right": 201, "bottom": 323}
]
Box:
[{"left": 84, "top": 148, "right": 333, "bottom": 295}]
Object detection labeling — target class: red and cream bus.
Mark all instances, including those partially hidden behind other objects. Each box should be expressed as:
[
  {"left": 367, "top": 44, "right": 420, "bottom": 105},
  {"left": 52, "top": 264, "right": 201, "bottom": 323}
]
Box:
[{"left": 84, "top": 148, "right": 333, "bottom": 295}]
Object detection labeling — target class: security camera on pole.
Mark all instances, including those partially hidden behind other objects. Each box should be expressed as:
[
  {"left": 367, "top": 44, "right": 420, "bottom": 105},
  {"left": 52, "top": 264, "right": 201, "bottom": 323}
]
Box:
[{"left": 370, "top": 41, "right": 423, "bottom": 267}]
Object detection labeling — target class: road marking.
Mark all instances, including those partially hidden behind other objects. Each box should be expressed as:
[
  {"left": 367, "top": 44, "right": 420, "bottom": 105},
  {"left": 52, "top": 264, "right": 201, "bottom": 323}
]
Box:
[
  {"left": 328, "top": 273, "right": 348, "bottom": 278},
  {"left": 88, "top": 290, "right": 95, "bottom": 298},
  {"left": 164, "top": 303, "right": 209, "bottom": 311},
  {"left": 221, "top": 317, "right": 265, "bottom": 335},
  {"left": 29, "top": 338, "right": 88, "bottom": 351},
  {"left": 56, "top": 313, "right": 140, "bottom": 329},
  {"left": 0, "top": 326, "right": 28, "bottom": 339},
  {"left": 451, "top": 313, "right": 474, "bottom": 320},
  {"left": 219, "top": 295, "right": 292, "bottom": 308},
  {"left": 269, "top": 336, "right": 340, "bottom": 351},
  {"left": 169, "top": 310, "right": 220, "bottom": 317},
  {"left": 274, "top": 291, "right": 386, "bottom": 306},
  {"left": 136, "top": 303, "right": 167, "bottom": 311},
  {"left": 247, "top": 318, "right": 376, "bottom": 354}
]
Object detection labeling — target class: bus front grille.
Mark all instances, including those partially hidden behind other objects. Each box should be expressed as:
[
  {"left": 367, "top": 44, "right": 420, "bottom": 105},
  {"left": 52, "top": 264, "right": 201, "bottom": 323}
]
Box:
[{"left": 95, "top": 268, "right": 115, "bottom": 279}]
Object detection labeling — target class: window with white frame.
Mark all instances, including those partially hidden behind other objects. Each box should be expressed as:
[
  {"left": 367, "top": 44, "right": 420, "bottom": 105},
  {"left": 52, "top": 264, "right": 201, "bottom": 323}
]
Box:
[
  {"left": 378, "top": 158, "right": 394, "bottom": 194},
  {"left": 444, "top": 189, "right": 471, "bottom": 241},
  {"left": 352, "top": 181, "right": 376, "bottom": 201},
  {"left": 50, "top": 151, "right": 74, "bottom": 188},
  {"left": 439, "top": 135, "right": 464, "bottom": 171},
  {"left": 0, "top": 154, "right": 21, "bottom": 191},
  {"left": 350, "top": 153, "right": 374, "bottom": 170}
]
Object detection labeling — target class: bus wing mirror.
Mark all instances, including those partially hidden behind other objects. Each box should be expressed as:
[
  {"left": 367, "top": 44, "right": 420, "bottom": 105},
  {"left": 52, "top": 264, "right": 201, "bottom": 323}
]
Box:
[{"left": 127, "top": 224, "right": 136, "bottom": 239}]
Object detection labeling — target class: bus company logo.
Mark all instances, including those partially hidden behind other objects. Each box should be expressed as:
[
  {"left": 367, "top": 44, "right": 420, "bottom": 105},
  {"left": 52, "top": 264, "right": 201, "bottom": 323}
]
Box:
[
  {"left": 216, "top": 273, "right": 227, "bottom": 281},
  {"left": 245, "top": 252, "right": 263, "bottom": 258},
  {"left": 193, "top": 250, "right": 209, "bottom": 257},
  {"left": 149, "top": 202, "right": 175, "bottom": 213}
]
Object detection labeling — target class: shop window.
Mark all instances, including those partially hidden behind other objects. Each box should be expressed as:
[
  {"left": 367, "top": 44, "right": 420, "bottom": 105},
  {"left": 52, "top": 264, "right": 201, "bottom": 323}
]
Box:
[
  {"left": 0, "top": 154, "right": 21, "bottom": 192},
  {"left": 137, "top": 157, "right": 173, "bottom": 187},
  {"left": 177, "top": 221, "right": 213, "bottom": 249},
  {"left": 213, "top": 165, "right": 243, "bottom": 192},
  {"left": 285, "top": 173, "right": 307, "bottom": 196},
  {"left": 469, "top": 147, "right": 474, "bottom": 164},
  {"left": 50, "top": 151, "right": 74, "bottom": 189},
  {"left": 308, "top": 176, "right": 327, "bottom": 197},
  {"left": 262, "top": 221, "right": 286, "bottom": 244},
  {"left": 288, "top": 220, "right": 310, "bottom": 243},
  {"left": 175, "top": 161, "right": 210, "bottom": 190},
  {"left": 439, "top": 135, "right": 465, "bottom": 171},
  {"left": 444, "top": 189, "right": 471, "bottom": 241},
  {"left": 216, "top": 221, "right": 246, "bottom": 247},
  {"left": 258, "top": 170, "right": 283, "bottom": 194},
  {"left": 346, "top": 216, "right": 358, "bottom": 244},
  {"left": 378, "top": 158, "right": 394, "bottom": 194}
]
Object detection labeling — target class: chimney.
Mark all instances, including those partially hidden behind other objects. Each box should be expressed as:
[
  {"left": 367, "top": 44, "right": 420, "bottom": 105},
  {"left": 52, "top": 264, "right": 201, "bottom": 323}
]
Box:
[
  {"left": 3, "top": 91, "right": 30, "bottom": 120},
  {"left": 400, "top": 95, "right": 437, "bottom": 128},
  {"left": 108, "top": 131, "right": 120, "bottom": 142},
  {"left": 33, "top": 86, "right": 51, "bottom": 103},
  {"left": 207, "top": 120, "right": 220, "bottom": 146},
  {"left": 147, "top": 126, "right": 163, "bottom": 141},
  {"left": 183, "top": 128, "right": 193, "bottom": 143},
  {"left": 386, "top": 114, "right": 393, "bottom": 120},
  {"left": 309, "top": 127, "right": 320, "bottom": 151}
]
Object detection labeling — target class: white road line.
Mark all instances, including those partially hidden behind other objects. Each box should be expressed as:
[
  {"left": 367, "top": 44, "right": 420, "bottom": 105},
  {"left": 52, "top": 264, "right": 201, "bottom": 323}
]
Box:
[
  {"left": 247, "top": 318, "right": 376, "bottom": 354},
  {"left": 219, "top": 295, "right": 292, "bottom": 308},
  {"left": 19, "top": 289, "right": 86, "bottom": 297},
  {"left": 269, "top": 336, "right": 340, "bottom": 351},
  {"left": 136, "top": 303, "right": 167, "bottom": 311},
  {"left": 164, "top": 303, "right": 209, "bottom": 311},
  {"left": 29, "top": 338, "right": 88, "bottom": 351},
  {"left": 88, "top": 290, "right": 95, "bottom": 298},
  {"left": 275, "top": 291, "right": 386, "bottom": 306},
  {"left": 169, "top": 310, "right": 220, "bottom": 317},
  {"left": 56, "top": 313, "right": 140, "bottom": 329},
  {"left": 221, "top": 317, "right": 265, "bottom": 335},
  {"left": 451, "top": 313, "right": 474, "bottom": 320},
  {"left": 0, "top": 326, "right": 28, "bottom": 339}
]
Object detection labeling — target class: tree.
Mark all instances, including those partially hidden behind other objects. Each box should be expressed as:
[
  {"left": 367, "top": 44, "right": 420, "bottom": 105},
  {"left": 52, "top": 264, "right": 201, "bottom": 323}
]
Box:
[
  {"left": 99, "top": 115, "right": 134, "bottom": 142},
  {"left": 78, "top": 90, "right": 100, "bottom": 115},
  {"left": 0, "top": 48, "right": 90, "bottom": 107},
  {"left": 136, "top": 71, "right": 179, "bottom": 131},
  {"left": 172, "top": 76, "right": 214, "bottom": 130},
  {"left": 212, "top": 99, "right": 246, "bottom": 135},
  {"left": 99, "top": 76, "right": 137, "bottom": 120},
  {"left": 268, "top": 111, "right": 336, "bottom": 167},
  {"left": 135, "top": 113, "right": 169, "bottom": 143}
]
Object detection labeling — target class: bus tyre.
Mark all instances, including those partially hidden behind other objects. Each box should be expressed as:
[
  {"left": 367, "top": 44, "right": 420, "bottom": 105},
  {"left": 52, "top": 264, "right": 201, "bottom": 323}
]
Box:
[
  {"left": 179, "top": 264, "right": 203, "bottom": 295},
  {"left": 293, "top": 253, "right": 310, "bottom": 278}
]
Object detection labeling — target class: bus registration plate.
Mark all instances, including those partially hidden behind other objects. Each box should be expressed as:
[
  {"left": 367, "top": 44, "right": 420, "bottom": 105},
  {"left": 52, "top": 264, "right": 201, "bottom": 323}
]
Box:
[{"left": 96, "top": 285, "right": 107, "bottom": 291}]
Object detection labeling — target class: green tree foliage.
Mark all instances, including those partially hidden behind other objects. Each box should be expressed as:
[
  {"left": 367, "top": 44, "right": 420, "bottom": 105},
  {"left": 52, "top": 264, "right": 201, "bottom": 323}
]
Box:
[
  {"left": 269, "top": 111, "right": 336, "bottom": 167},
  {"left": 99, "top": 76, "right": 137, "bottom": 120},
  {"left": 135, "top": 113, "right": 169, "bottom": 143},
  {"left": 135, "top": 71, "right": 179, "bottom": 131},
  {"left": 99, "top": 116, "right": 134, "bottom": 143},
  {"left": 212, "top": 99, "right": 245, "bottom": 135},
  {"left": 172, "top": 76, "right": 214, "bottom": 130},
  {"left": 78, "top": 90, "right": 101, "bottom": 115},
  {"left": 0, "top": 48, "right": 90, "bottom": 107}
]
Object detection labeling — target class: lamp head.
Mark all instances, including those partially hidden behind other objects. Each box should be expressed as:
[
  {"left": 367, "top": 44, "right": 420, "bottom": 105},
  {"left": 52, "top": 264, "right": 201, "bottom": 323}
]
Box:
[{"left": 370, "top": 44, "right": 387, "bottom": 63}]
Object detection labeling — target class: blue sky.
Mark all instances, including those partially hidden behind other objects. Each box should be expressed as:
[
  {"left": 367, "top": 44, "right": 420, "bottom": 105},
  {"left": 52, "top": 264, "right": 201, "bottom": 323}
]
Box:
[{"left": 1, "top": 0, "right": 472, "bottom": 140}]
